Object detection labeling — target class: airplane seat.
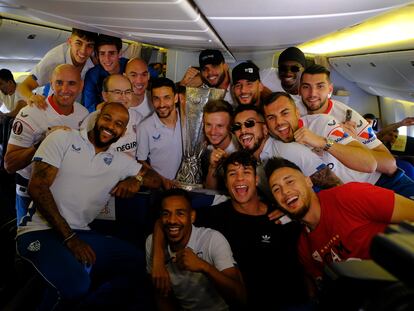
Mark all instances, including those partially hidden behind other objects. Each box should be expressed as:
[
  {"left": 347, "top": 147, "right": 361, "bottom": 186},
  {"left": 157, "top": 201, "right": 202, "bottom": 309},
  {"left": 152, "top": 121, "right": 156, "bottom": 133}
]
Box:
[{"left": 89, "top": 190, "right": 220, "bottom": 250}]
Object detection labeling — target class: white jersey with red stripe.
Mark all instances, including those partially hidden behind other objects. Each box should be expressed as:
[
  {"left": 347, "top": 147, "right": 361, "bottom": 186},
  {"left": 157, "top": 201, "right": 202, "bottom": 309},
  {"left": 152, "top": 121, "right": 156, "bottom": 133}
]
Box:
[
  {"left": 299, "top": 114, "right": 381, "bottom": 185},
  {"left": 8, "top": 96, "right": 88, "bottom": 179},
  {"left": 322, "top": 99, "right": 381, "bottom": 149}
]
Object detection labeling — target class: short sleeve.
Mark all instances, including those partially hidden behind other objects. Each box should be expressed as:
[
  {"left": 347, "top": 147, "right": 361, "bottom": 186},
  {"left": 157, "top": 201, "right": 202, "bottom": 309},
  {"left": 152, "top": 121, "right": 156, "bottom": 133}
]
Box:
[
  {"left": 8, "top": 108, "right": 44, "bottom": 148},
  {"left": 207, "top": 230, "right": 237, "bottom": 271},
  {"left": 31, "top": 45, "right": 65, "bottom": 87},
  {"left": 136, "top": 121, "right": 150, "bottom": 161},
  {"left": 33, "top": 129, "right": 73, "bottom": 169}
]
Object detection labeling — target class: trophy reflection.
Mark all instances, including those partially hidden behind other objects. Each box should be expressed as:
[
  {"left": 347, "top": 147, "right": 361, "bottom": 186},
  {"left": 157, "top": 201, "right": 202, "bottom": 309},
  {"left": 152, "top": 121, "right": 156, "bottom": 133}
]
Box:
[{"left": 175, "top": 87, "right": 225, "bottom": 190}]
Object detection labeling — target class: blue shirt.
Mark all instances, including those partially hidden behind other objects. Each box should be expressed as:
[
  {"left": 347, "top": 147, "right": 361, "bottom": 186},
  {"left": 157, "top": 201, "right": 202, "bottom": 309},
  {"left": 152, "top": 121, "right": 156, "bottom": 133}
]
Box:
[{"left": 82, "top": 57, "right": 128, "bottom": 112}]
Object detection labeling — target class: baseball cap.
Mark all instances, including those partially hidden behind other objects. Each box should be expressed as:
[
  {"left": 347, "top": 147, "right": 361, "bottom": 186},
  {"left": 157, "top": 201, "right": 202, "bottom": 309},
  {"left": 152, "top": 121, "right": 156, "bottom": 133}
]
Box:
[
  {"left": 232, "top": 61, "right": 260, "bottom": 83},
  {"left": 278, "top": 47, "right": 306, "bottom": 67},
  {"left": 199, "top": 49, "right": 225, "bottom": 68}
]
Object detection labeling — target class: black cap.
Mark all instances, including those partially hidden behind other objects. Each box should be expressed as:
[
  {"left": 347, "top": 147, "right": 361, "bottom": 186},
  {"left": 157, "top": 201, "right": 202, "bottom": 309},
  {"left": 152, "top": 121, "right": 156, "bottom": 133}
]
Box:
[
  {"left": 232, "top": 61, "right": 260, "bottom": 83},
  {"left": 278, "top": 47, "right": 306, "bottom": 67},
  {"left": 199, "top": 49, "right": 225, "bottom": 68}
]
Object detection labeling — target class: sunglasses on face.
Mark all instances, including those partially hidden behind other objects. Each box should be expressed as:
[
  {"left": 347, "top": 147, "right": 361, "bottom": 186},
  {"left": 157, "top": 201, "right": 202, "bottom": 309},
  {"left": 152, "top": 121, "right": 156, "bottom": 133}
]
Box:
[
  {"left": 279, "top": 65, "right": 302, "bottom": 73},
  {"left": 231, "top": 119, "right": 264, "bottom": 132}
]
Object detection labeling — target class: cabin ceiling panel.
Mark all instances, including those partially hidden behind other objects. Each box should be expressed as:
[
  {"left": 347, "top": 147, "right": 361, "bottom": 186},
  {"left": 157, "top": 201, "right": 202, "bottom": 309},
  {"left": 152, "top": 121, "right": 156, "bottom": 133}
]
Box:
[
  {"left": 209, "top": 15, "right": 378, "bottom": 51},
  {"left": 194, "top": 0, "right": 411, "bottom": 17},
  {"left": 0, "top": 0, "right": 226, "bottom": 50}
]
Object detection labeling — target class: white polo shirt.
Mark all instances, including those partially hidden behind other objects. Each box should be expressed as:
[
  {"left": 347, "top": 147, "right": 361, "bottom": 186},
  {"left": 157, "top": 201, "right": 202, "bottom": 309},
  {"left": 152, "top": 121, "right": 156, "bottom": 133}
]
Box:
[
  {"left": 8, "top": 96, "right": 88, "bottom": 179},
  {"left": 31, "top": 43, "right": 95, "bottom": 87},
  {"left": 323, "top": 99, "right": 381, "bottom": 149},
  {"left": 146, "top": 225, "right": 235, "bottom": 311},
  {"left": 129, "top": 92, "right": 153, "bottom": 119},
  {"left": 82, "top": 108, "right": 144, "bottom": 158},
  {"left": 18, "top": 128, "right": 142, "bottom": 235},
  {"left": 300, "top": 114, "right": 381, "bottom": 185},
  {"left": 136, "top": 110, "right": 182, "bottom": 179},
  {"left": 206, "top": 134, "right": 239, "bottom": 154}
]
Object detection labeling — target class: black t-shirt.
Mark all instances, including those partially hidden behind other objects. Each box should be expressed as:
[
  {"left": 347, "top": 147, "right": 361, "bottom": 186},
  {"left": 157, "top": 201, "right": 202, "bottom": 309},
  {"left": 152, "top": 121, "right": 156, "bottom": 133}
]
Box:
[{"left": 195, "top": 200, "right": 308, "bottom": 309}]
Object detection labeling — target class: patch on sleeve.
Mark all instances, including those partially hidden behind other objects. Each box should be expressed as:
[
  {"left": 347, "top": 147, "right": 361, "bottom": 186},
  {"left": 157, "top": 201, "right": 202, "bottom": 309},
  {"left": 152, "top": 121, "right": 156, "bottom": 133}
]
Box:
[
  {"left": 12, "top": 121, "right": 23, "bottom": 135},
  {"left": 33, "top": 157, "right": 43, "bottom": 162}
]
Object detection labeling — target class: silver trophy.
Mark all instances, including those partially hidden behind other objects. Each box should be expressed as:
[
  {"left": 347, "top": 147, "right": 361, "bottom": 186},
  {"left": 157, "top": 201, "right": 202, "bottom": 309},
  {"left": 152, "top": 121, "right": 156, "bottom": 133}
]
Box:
[{"left": 175, "top": 87, "right": 225, "bottom": 190}]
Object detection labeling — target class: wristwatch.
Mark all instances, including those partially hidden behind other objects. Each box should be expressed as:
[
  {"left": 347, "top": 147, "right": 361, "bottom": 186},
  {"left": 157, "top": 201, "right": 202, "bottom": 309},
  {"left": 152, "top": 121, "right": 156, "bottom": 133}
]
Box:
[
  {"left": 324, "top": 138, "right": 335, "bottom": 151},
  {"left": 135, "top": 174, "right": 144, "bottom": 186}
]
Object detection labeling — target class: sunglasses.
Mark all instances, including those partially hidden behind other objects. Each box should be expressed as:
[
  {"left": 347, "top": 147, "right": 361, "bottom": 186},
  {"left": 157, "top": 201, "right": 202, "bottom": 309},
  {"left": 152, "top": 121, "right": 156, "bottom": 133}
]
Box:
[
  {"left": 279, "top": 65, "right": 302, "bottom": 73},
  {"left": 231, "top": 119, "right": 264, "bottom": 132}
]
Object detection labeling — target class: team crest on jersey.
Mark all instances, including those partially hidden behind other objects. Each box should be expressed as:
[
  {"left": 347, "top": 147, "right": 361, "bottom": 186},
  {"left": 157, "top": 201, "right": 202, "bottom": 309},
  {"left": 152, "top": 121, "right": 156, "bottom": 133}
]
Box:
[
  {"left": 27, "top": 240, "right": 41, "bottom": 252},
  {"left": 71, "top": 144, "right": 81, "bottom": 152},
  {"left": 103, "top": 155, "right": 113, "bottom": 166},
  {"left": 12, "top": 121, "right": 23, "bottom": 135},
  {"left": 152, "top": 133, "right": 161, "bottom": 141},
  {"left": 328, "top": 128, "right": 349, "bottom": 143},
  {"left": 20, "top": 111, "right": 28, "bottom": 118}
]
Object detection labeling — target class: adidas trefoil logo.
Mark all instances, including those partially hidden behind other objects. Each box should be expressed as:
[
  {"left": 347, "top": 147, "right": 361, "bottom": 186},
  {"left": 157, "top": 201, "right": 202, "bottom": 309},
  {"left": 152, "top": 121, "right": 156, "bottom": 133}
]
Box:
[{"left": 261, "top": 234, "right": 271, "bottom": 243}]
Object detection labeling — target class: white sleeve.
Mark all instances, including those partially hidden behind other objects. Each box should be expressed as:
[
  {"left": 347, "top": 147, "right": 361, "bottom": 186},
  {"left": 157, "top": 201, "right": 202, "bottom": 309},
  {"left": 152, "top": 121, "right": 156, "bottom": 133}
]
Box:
[
  {"left": 207, "top": 231, "right": 237, "bottom": 272},
  {"left": 8, "top": 108, "right": 44, "bottom": 148},
  {"left": 33, "top": 129, "right": 73, "bottom": 169},
  {"left": 136, "top": 121, "right": 150, "bottom": 161},
  {"left": 31, "top": 45, "right": 65, "bottom": 87},
  {"left": 116, "top": 152, "right": 142, "bottom": 180}
]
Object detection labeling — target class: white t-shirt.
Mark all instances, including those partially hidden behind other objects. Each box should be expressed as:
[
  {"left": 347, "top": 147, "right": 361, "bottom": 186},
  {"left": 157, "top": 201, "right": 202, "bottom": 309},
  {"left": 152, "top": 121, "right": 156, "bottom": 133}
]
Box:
[
  {"left": 260, "top": 137, "right": 325, "bottom": 177},
  {"left": 129, "top": 92, "right": 153, "bottom": 119},
  {"left": 300, "top": 114, "right": 381, "bottom": 185},
  {"left": 31, "top": 43, "right": 95, "bottom": 87},
  {"left": 18, "top": 128, "right": 141, "bottom": 235},
  {"left": 146, "top": 225, "right": 235, "bottom": 311},
  {"left": 136, "top": 110, "right": 182, "bottom": 179},
  {"left": 8, "top": 96, "right": 88, "bottom": 179},
  {"left": 0, "top": 83, "right": 24, "bottom": 113},
  {"left": 82, "top": 108, "right": 144, "bottom": 158}
]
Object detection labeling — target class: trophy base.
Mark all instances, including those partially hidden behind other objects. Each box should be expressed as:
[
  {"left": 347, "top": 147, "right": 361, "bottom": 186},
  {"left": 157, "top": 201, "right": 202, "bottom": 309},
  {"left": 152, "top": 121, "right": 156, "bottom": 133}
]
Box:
[{"left": 176, "top": 181, "right": 203, "bottom": 191}]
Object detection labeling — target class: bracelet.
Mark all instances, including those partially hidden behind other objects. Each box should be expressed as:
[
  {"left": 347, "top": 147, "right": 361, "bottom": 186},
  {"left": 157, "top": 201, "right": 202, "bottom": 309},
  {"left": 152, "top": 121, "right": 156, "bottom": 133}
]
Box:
[{"left": 62, "top": 232, "right": 76, "bottom": 245}]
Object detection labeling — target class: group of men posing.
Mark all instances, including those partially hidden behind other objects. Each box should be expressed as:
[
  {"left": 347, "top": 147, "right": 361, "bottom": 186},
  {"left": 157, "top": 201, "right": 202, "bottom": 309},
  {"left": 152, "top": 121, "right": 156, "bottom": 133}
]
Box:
[{"left": 2, "top": 27, "right": 414, "bottom": 310}]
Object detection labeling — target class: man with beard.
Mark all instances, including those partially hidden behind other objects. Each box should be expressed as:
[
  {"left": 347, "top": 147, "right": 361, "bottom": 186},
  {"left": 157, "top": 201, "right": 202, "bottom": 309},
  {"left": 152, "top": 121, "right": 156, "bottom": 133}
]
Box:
[
  {"left": 125, "top": 57, "right": 154, "bottom": 118},
  {"left": 82, "top": 34, "right": 128, "bottom": 112},
  {"left": 150, "top": 152, "right": 309, "bottom": 310},
  {"left": 82, "top": 74, "right": 143, "bottom": 157},
  {"left": 260, "top": 46, "right": 308, "bottom": 115},
  {"left": 180, "top": 49, "right": 234, "bottom": 106},
  {"left": 232, "top": 105, "right": 341, "bottom": 200},
  {"left": 5, "top": 64, "right": 89, "bottom": 224},
  {"left": 232, "top": 61, "right": 264, "bottom": 107},
  {"left": 17, "top": 102, "right": 161, "bottom": 310},
  {"left": 137, "top": 77, "right": 182, "bottom": 188},
  {"left": 146, "top": 188, "right": 246, "bottom": 310},
  {"left": 201, "top": 99, "right": 238, "bottom": 190},
  {"left": 299, "top": 65, "right": 414, "bottom": 198},
  {"left": 265, "top": 156, "right": 414, "bottom": 283}
]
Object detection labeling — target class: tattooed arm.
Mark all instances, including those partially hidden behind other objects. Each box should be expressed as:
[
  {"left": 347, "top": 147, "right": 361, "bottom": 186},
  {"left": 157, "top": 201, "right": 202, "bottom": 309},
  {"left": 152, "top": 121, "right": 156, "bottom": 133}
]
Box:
[
  {"left": 310, "top": 166, "right": 343, "bottom": 190},
  {"left": 28, "top": 161, "right": 96, "bottom": 264}
]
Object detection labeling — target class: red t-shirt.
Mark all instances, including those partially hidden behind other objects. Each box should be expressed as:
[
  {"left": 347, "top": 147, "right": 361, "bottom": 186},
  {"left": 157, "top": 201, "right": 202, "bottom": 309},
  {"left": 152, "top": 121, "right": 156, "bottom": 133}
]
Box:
[{"left": 298, "top": 182, "right": 394, "bottom": 278}]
